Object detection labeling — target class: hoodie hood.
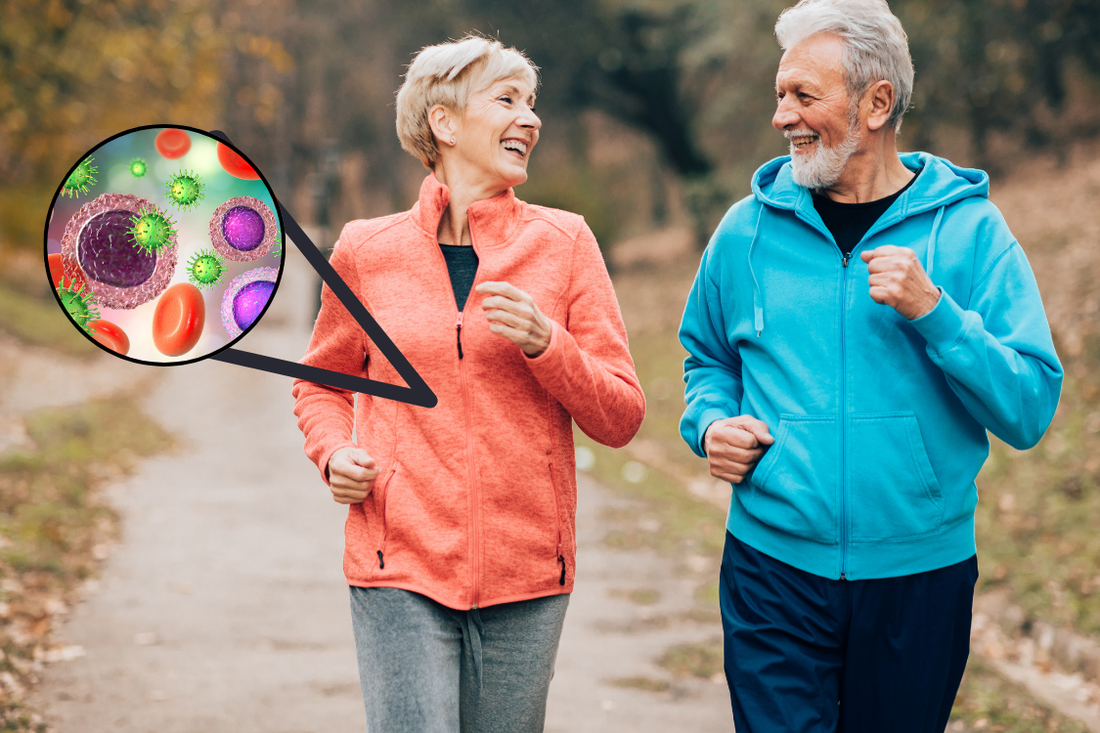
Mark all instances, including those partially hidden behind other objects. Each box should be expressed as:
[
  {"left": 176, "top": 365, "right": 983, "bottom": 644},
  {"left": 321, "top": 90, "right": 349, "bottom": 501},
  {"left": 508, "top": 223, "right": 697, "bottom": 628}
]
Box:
[
  {"left": 751, "top": 151, "right": 988, "bottom": 217},
  {"left": 744, "top": 152, "right": 990, "bottom": 335}
]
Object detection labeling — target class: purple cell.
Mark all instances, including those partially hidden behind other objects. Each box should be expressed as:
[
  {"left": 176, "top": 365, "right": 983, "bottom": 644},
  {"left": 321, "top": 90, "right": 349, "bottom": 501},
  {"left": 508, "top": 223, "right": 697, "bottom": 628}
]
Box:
[
  {"left": 209, "top": 196, "right": 278, "bottom": 262},
  {"left": 77, "top": 209, "right": 157, "bottom": 288},
  {"left": 232, "top": 279, "right": 275, "bottom": 331},
  {"left": 59, "top": 193, "right": 177, "bottom": 310},
  {"left": 221, "top": 206, "right": 265, "bottom": 252},
  {"left": 221, "top": 266, "right": 279, "bottom": 338}
]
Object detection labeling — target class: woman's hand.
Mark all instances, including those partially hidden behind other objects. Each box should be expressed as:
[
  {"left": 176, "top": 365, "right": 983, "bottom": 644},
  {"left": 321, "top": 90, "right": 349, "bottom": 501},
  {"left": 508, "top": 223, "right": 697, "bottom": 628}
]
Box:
[
  {"left": 475, "top": 281, "right": 552, "bottom": 357},
  {"left": 327, "top": 447, "right": 380, "bottom": 504}
]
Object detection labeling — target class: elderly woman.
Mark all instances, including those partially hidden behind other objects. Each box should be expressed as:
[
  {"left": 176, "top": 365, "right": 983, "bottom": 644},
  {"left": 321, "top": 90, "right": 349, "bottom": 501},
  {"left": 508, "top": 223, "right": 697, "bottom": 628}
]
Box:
[{"left": 292, "top": 35, "right": 644, "bottom": 732}]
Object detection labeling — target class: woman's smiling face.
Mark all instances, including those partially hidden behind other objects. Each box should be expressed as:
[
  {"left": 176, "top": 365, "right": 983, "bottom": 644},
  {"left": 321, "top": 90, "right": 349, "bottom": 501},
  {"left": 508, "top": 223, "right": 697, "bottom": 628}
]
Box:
[{"left": 450, "top": 74, "right": 541, "bottom": 191}]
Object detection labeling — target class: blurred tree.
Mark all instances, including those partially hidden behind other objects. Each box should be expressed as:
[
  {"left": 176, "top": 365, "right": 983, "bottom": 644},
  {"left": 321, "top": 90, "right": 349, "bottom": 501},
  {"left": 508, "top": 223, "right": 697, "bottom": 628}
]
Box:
[
  {"left": 897, "top": 0, "right": 1100, "bottom": 169},
  {"left": 0, "top": 0, "right": 231, "bottom": 252}
]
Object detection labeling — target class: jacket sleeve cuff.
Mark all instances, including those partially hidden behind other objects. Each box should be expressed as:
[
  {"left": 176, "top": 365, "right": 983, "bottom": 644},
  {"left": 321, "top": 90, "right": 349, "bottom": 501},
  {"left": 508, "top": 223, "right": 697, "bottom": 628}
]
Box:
[
  {"left": 525, "top": 318, "right": 563, "bottom": 368},
  {"left": 907, "top": 288, "right": 968, "bottom": 355},
  {"left": 316, "top": 441, "right": 357, "bottom": 486}
]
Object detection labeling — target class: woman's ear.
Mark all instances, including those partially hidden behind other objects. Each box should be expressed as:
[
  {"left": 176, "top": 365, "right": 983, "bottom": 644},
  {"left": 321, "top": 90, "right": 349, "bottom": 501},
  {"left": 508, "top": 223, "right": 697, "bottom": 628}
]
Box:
[{"left": 428, "top": 104, "right": 457, "bottom": 147}]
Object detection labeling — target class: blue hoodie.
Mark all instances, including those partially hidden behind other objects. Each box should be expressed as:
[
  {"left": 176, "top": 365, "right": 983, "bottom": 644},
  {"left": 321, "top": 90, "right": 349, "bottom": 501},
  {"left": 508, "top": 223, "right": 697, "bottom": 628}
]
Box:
[{"left": 679, "top": 152, "right": 1063, "bottom": 580}]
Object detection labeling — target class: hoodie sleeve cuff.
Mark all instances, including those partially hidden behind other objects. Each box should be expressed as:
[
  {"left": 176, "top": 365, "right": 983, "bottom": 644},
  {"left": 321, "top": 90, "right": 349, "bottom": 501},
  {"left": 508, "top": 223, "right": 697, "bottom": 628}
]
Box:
[
  {"left": 907, "top": 287, "right": 968, "bottom": 355},
  {"left": 694, "top": 407, "right": 732, "bottom": 457}
]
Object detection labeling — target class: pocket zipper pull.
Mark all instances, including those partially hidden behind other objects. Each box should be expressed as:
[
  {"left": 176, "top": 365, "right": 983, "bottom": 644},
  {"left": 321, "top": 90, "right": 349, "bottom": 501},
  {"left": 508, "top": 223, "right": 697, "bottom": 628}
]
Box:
[
  {"left": 558, "top": 555, "right": 566, "bottom": 585},
  {"left": 377, "top": 550, "right": 385, "bottom": 570}
]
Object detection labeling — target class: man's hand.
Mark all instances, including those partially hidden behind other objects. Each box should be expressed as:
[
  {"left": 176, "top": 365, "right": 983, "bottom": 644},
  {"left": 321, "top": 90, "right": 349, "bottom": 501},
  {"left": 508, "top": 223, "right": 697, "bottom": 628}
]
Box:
[
  {"left": 704, "top": 416, "right": 775, "bottom": 484},
  {"left": 475, "top": 281, "right": 552, "bottom": 357},
  {"left": 327, "top": 447, "right": 380, "bottom": 504},
  {"left": 860, "top": 245, "right": 941, "bottom": 320}
]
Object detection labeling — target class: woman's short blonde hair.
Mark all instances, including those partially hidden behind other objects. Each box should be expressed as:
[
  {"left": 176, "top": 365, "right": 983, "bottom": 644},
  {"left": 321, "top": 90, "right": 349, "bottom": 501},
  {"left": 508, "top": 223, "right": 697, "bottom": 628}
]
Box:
[{"left": 395, "top": 35, "right": 540, "bottom": 169}]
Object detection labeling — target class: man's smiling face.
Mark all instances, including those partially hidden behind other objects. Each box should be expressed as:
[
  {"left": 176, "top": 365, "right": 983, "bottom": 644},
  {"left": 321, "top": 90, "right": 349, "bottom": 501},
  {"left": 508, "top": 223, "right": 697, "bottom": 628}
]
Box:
[{"left": 772, "top": 33, "right": 861, "bottom": 189}]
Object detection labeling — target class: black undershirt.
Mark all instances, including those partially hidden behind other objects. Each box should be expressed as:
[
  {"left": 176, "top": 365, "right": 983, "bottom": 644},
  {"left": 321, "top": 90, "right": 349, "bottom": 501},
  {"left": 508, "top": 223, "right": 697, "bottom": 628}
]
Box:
[
  {"left": 439, "top": 243, "right": 479, "bottom": 311},
  {"left": 812, "top": 167, "right": 921, "bottom": 259}
]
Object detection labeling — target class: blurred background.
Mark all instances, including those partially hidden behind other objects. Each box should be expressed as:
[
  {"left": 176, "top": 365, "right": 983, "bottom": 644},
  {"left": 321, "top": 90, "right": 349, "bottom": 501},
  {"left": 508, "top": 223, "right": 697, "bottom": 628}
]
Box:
[{"left": 2, "top": 0, "right": 1100, "bottom": 730}]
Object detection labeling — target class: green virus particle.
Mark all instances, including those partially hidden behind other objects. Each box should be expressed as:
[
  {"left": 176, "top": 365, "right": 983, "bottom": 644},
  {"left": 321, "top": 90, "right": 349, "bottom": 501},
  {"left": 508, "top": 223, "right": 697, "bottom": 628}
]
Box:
[
  {"left": 127, "top": 204, "right": 178, "bottom": 255},
  {"left": 57, "top": 276, "right": 100, "bottom": 333},
  {"left": 186, "top": 248, "right": 226, "bottom": 290},
  {"left": 129, "top": 158, "right": 148, "bottom": 178},
  {"left": 62, "top": 158, "right": 98, "bottom": 198},
  {"left": 165, "top": 169, "right": 205, "bottom": 211}
]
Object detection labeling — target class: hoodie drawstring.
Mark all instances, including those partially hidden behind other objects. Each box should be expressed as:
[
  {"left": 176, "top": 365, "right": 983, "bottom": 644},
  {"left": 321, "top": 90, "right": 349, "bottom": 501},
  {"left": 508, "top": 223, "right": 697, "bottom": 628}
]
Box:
[
  {"left": 926, "top": 206, "right": 945, "bottom": 278},
  {"left": 749, "top": 207, "right": 765, "bottom": 337}
]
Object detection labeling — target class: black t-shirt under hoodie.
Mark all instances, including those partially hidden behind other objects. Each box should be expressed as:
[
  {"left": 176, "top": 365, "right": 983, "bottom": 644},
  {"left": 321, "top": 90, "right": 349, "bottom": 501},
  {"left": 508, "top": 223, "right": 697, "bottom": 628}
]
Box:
[{"left": 812, "top": 167, "right": 922, "bottom": 261}]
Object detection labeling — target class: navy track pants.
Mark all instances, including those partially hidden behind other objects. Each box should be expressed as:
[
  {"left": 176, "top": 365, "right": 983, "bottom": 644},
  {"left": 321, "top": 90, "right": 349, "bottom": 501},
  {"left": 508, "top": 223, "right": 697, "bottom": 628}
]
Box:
[{"left": 720, "top": 532, "right": 977, "bottom": 733}]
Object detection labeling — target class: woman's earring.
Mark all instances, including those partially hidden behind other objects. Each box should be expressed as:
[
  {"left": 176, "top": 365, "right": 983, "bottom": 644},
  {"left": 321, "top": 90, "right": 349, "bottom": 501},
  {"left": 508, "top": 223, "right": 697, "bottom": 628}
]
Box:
[{"left": 450, "top": 136, "right": 456, "bottom": 145}]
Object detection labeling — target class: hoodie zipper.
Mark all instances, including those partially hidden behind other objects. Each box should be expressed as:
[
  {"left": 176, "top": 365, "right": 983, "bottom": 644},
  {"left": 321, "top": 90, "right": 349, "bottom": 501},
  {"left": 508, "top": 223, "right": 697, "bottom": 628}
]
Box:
[{"left": 840, "top": 253, "right": 850, "bottom": 580}]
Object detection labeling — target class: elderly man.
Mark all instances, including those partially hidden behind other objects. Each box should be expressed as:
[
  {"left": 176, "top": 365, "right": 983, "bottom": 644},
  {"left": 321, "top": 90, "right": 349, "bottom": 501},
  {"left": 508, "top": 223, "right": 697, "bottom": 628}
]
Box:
[{"left": 679, "top": 0, "right": 1063, "bottom": 730}]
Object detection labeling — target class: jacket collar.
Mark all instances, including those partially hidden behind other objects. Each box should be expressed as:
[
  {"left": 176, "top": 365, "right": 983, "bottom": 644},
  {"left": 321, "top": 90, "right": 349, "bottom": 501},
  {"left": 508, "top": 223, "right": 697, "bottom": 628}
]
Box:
[{"left": 409, "top": 172, "right": 524, "bottom": 249}]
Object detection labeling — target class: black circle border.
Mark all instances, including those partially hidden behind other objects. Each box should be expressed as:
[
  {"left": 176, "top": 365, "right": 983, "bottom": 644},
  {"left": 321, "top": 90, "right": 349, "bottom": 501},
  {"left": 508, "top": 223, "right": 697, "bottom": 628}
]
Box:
[{"left": 43, "top": 123, "right": 288, "bottom": 368}]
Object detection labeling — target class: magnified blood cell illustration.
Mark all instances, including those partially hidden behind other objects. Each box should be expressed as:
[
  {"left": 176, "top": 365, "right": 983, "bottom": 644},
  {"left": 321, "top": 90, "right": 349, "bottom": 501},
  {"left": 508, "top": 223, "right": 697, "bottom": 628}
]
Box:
[
  {"left": 216, "top": 142, "right": 260, "bottom": 180},
  {"left": 210, "top": 197, "right": 277, "bottom": 261},
  {"left": 153, "top": 282, "right": 206, "bottom": 356},
  {"left": 59, "top": 193, "right": 178, "bottom": 310},
  {"left": 155, "top": 128, "right": 191, "bottom": 159},
  {"left": 89, "top": 319, "right": 130, "bottom": 355},
  {"left": 47, "top": 126, "right": 283, "bottom": 363},
  {"left": 222, "top": 267, "right": 277, "bottom": 338}
]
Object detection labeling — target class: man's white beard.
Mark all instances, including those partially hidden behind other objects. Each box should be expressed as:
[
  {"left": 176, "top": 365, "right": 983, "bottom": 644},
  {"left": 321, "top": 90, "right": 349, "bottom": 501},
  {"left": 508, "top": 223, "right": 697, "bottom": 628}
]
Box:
[{"left": 788, "top": 119, "right": 860, "bottom": 190}]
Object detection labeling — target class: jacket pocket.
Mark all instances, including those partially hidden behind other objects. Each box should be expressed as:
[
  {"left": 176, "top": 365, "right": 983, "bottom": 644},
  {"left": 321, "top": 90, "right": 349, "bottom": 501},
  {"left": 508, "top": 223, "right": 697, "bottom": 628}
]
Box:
[
  {"left": 374, "top": 465, "right": 397, "bottom": 569},
  {"left": 548, "top": 461, "right": 566, "bottom": 586},
  {"left": 746, "top": 415, "right": 838, "bottom": 543},
  {"left": 848, "top": 412, "right": 944, "bottom": 542}
]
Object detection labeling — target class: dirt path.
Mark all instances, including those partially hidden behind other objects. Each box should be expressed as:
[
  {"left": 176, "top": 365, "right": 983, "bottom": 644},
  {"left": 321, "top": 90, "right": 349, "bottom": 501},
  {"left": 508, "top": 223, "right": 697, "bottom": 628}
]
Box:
[{"left": 22, "top": 244, "right": 732, "bottom": 732}]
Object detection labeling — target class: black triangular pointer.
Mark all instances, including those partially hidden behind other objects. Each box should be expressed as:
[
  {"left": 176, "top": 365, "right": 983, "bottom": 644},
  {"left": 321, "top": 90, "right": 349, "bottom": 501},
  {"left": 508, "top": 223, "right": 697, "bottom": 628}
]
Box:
[{"left": 208, "top": 131, "right": 438, "bottom": 408}]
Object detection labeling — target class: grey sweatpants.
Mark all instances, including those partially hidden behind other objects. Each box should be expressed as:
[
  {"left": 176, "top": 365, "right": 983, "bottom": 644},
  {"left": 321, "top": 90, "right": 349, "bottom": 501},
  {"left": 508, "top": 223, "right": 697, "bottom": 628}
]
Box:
[{"left": 349, "top": 586, "right": 569, "bottom": 733}]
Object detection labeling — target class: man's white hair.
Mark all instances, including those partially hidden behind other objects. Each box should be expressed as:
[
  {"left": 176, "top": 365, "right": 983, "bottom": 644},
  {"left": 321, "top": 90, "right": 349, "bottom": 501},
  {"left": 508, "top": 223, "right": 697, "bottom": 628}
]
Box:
[
  {"left": 395, "top": 35, "right": 539, "bottom": 169},
  {"left": 775, "top": 0, "right": 913, "bottom": 132}
]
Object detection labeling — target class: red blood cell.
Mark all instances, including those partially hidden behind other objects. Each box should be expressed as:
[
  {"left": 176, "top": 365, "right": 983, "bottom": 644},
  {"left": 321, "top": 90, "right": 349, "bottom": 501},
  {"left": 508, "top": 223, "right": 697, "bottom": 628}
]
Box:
[
  {"left": 88, "top": 319, "right": 130, "bottom": 356},
  {"left": 48, "top": 252, "right": 85, "bottom": 291},
  {"left": 47, "top": 253, "right": 65, "bottom": 288},
  {"left": 152, "top": 283, "right": 205, "bottom": 357},
  {"left": 155, "top": 129, "right": 191, "bottom": 159},
  {"left": 216, "top": 142, "right": 260, "bottom": 180}
]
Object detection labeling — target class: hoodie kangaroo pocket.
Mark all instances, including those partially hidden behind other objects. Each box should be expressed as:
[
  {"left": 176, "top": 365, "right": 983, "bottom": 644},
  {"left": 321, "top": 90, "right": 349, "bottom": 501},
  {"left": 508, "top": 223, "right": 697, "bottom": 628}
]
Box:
[
  {"left": 849, "top": 412, "right": 944, "bottom": 542},
  {"left": 746, "top": 415, "right": 838, "bottom": 543}
]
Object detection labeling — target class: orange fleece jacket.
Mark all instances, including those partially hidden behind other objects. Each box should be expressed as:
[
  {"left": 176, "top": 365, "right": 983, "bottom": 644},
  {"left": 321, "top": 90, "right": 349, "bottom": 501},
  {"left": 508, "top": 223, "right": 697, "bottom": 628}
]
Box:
[{"left": 292, "top": 173, "right": 645, "bottom": 610}]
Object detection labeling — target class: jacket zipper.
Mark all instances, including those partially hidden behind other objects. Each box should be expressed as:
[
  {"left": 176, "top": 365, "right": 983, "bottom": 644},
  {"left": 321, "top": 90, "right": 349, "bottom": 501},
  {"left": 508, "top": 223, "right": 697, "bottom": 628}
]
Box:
[
  {"left": 376, "top": 466, "right": 397, "bottom": 570},
  {"left": 456, "top": 313, "right": 464, "bottom": 359},
  {"left": 457, "top": 312, "right": 481, "bottom": 607},
  {"left": 440, "top": 230, "right": 484, "bottom": 609},
  {"left": 549, "top": 461, "right": 566, "bottom": 585},
  {"left": 839, "top": 252, "right": 850, "bottom": 580}
]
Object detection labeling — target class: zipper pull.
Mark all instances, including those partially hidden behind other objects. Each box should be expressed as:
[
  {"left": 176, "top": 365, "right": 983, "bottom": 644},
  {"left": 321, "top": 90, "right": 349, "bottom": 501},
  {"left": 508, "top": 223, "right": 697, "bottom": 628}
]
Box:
[
  {"left": 456, "top": 313, "right": 464, "bottom": 359},
  {"left": 842, "top": 254, "right": 850, "bottom": 267},
  {"left": 840, "top": 573, "right": 846, "bottom": 581},
  {"left": 377, "top": 550, "right": 385, "bottom": 569},
  {"left": 558, "top": 555, "right": 567, "bottom": 585}
]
